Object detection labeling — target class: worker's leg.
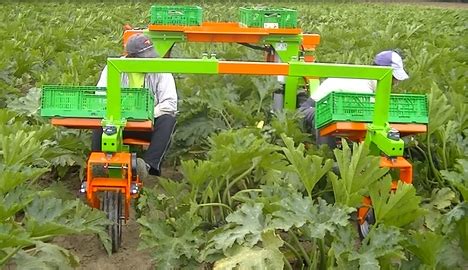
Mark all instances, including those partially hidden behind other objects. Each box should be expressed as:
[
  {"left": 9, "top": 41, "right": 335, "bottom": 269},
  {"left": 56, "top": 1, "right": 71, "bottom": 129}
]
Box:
[
  {"left": 141, "top": 114, "right": 177, "bottom": 176},
  {"left": 298, "top": 98, "right": 315, "bottom": 133},
  {"left": 297, "top": 99, "right": 337, "bottom": 149},
  {"left": 315, "top": 130, "right": 337, "bottom": 149}
]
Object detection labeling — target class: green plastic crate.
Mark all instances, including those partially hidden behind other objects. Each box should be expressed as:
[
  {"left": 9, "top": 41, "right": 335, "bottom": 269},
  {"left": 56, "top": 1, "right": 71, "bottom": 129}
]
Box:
[
  {"left": 315, "top": 92, "right": 428, "bottom": 129},
  {"left": 239, "top": 7, "right": 297, "bottom": 28},
  {"left": 150, "top": 5, "right": 202, "bottom": 26},
  {"left": 40, "top": 85, "right": 154, "bottom": 120}
]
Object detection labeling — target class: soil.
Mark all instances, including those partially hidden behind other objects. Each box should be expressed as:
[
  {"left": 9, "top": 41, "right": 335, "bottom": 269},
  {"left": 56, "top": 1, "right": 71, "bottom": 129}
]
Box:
[
  {"left": 54, "top": 216, "right": 152, "bottom": 270},
  {"left": 54, "top": 166, "right": 182, "bottom": 270}
]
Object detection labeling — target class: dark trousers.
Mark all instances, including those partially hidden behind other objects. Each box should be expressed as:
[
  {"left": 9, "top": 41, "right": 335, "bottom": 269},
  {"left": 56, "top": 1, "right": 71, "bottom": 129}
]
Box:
[
  {"left": 298, "top": 97, "right": 337, "bottom": 149},
  {"left": 91, "top": 114, "right": 176, "bottom": 174}
]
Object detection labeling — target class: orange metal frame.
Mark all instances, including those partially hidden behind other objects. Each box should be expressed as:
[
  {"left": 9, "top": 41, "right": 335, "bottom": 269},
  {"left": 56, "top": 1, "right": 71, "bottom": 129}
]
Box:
[
  {"left": 124, "top": 22, "right": 320, "bottom": 62},
  {"left": 319, "top": 122, "right": 427, "bottom": 140},
  {"left": 86, "top": 152, "right": 142, "bottom": 221},
  {"left": 380, "top": 156, "right": 413, "bottom": 184},
  {"left": 147, "top": 22, "right": 315, "bottom": 43},
  {"left": 51, "top": 118, "right": 153, "bottom": 131},
  {"left": 122, "top": 138, "right": 150, "bottom": 146},
  {"left": 218, "top": 61, "right": 289, "bottom": 75}
]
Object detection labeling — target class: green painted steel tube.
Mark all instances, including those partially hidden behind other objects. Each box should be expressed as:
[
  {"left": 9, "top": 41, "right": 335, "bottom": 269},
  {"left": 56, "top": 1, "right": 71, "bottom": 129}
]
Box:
[
  {"left": 372, "top": 72, "right": 392, "bottom": 127},
  {"left": 289, "top": 62, "right": 392, "bottom": 80},
  {"left": 105, "top": 58, "right": 396, "bottom": 156},
  {"left": 109, "top": 58, "right": 218, "bottom": 74},
  {"left": 284, "top": 76, "right": 300, "bottom": 109},
  {"left": 107, "top": 61, "right": 122, "bottom": 120}
]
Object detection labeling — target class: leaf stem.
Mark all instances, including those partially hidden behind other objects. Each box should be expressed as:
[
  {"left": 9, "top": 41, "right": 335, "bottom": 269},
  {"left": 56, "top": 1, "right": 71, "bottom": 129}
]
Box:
[
  {"left": 196, "top": 203, "right": 232, "bottom": 211},
  {"left": 219, "top": 110, "right": 232, "bottom": 129},
  {"left": 0, "top": 246, "right": 22, "bottom": 266},
  {"left": 318, "top": 238, "right": 326, "bottom": 270},
  {"left": 283, "top": 256, "right": 294, "bottom": 270},
  {"left": 289, "top": 231, "right": 311, "bottom": 266},
  {"left": 441, "top": 135, "right": 448, "bottom": 170},
  {"left": 222, "top": 164, "right": 255, "bottom": 203},
  {"left": 283, "top": 240, "right": 303, "bottom": 267},
  {"left": 426, "top": 134, "right": 443, "bottom": 184}
]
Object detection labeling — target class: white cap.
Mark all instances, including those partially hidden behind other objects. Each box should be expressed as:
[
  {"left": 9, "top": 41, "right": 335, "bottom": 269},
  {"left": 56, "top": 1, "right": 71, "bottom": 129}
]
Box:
[{"left": 374, "top": 50, "right": 409, "bottom": 81}]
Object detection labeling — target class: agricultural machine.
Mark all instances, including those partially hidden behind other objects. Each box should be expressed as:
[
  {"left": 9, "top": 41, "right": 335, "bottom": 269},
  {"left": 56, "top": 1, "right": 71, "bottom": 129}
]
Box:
[{"left": 40, "top": 5, "right": 428, "bottom": 252}]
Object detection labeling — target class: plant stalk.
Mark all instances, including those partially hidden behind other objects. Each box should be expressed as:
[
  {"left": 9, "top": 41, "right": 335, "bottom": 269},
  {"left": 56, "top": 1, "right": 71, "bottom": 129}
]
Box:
[
  {"left": 0, "top": 246, "right": 22, "bottom": 266},
  {"left": 289, "top": 231, "right": 312, "bottom": 267}
]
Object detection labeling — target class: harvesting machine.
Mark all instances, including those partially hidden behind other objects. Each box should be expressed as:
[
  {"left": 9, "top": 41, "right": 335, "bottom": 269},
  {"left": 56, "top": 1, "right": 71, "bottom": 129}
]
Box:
[{"left": 40, "top": 5, "right": 428, "bottom": 252}]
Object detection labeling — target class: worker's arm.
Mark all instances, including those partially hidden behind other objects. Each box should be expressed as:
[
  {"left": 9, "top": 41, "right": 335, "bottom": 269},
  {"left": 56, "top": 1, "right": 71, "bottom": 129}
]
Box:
[{"left": 147, "top": 73, "right": 178, "bottom": 118}]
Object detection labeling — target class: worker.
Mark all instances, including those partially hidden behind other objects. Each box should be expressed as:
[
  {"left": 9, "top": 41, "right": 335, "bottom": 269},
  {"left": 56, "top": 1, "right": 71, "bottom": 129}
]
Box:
[
  {"left": 298, "top": 50, "right": 409, "bottom": 147},
  {"left": 91, "top": 34, "right": 178, "bottom": 178}
]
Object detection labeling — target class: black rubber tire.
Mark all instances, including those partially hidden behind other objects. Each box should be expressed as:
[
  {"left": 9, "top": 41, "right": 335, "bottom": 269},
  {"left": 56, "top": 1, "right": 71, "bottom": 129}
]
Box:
[
  {"left": 131, "top": 153, "right": 137, "bottom": 182},
  {"left": 102, "top": 191, "right": 123, "bottom": 253},
  {"left": 357, "top": 208, "right": 375, "bottom": 239}
]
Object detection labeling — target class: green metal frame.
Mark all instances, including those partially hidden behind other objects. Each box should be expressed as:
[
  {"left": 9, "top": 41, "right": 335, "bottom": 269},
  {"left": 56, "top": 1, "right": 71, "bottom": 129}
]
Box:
[
  {"left": 104, "top": 58, "right": 403, "bottom": 157},
  {"left": 143, "top": 29, "right": 305, "bottom": 109}
]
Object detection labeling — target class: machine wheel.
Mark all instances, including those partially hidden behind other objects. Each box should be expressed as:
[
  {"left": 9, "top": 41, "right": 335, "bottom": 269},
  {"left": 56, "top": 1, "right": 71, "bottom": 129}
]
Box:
[
  {"left": 102, "top": 191, "right": 123, "bottom": 252},
  {"left": 131, "top": 153, "right": 137, "bottom": 181},
  {"left": 357, "top": 208, "right": 375, "bottom": 239}
]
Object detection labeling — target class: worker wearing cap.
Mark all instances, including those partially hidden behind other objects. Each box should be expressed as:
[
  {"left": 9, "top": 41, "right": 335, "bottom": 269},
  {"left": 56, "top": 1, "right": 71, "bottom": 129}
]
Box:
[
  {"left": 298, "top": 50, "right": 409, "bottom": 147},
  {"left": 91, "top": 34, "right": 177, "bottom": 178}
]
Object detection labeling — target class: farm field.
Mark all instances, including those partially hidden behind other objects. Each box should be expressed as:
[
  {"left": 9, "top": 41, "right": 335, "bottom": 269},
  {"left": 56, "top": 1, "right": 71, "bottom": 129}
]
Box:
[{"left": 0, "top": 1, "right": 467, "bottom": 269}]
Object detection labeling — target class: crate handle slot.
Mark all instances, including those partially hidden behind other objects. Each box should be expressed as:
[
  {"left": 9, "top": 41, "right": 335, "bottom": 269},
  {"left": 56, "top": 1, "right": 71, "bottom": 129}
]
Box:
[
  {"left": 264, "top": 13, "right": 280, "bottom": 17},
  {"left": 168, "top": 10, "right": 184, "bottom": 16}
]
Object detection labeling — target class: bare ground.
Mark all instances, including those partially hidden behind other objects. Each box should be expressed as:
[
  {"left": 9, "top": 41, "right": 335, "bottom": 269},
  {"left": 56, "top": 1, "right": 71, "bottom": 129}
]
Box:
[
  {"left": 55, "top": 215, "right": 152, "bottom": 270},
  {"left": 55, "top": 167, "right": 182, "bottom": 270}
]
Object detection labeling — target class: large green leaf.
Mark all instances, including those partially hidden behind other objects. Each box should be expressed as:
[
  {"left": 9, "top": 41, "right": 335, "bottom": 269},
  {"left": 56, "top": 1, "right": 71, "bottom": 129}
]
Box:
[
  {"left": 430, "top": 188, "right": 458, "bottom": 210},
  {"left": 441, "top": 159, "right": 468, "bottom": 200},
  {"left": 268, "top": 191, "right": 316, "bottom": 231},
  {"left": 329, "top": 224, "right": 360, "bottom": 269},
  {"left": 0, "top": 187, "right": 35, "bottom": 221},
  {"left": 24, "top": 197, "right": 111, "bottom": 253},
  {"left": 281, "top": 134, "right": 333, "bottom": 198},
  {"left": 0, "top": 109, "right": 18, "bottom": 127},
  {"left": 0, "top": 223, "right": 33, "bottom": 249},
  {"left": 6, "top": 87, "right": 41, "bottom": 117},
  {"left": 138, "top": 212, "right": 203, "bottom": 270},
  {"left": 0, "top": 164, "right": 49, "bottom": 194},
  {"left": 350, "top": 225, "right": 405, "bottom": 270},
  {"left": 209, "top": 129, "right": 285, "bottom": 177},
  {"left": 14, "top": 242, "right": 79, "bottom": 270},
  {"left": 268, "top": 193, "right": 353, "bottom": 239},
  {"left": 270, "top": 110, "right": 309, "bottom": 143},
  {"left": 0, "top": 130, "right": 49, "bottom": 166},
  {"left": 303, "top": 199, "right": 353, "bottom": 239},
  {"left": 330, "top": 140, "right": 388, "bottom": 207},
  {"left": 211, "top": 203, "right": 265, "bottom": 252},
  {"left": 428, "top": 83, "right": 455, "bottom": 136},
  {"left": 182, "top": 159, "right": 212, "bottom": 186},
  {"left": 423, "top": 188, "right": 458, "bottom": 232},
  {"left": 441, "top": 202, "right": 468, "bottom": 257},
  {"left": 370, "top": 177, "right": 425, "bottom": 227},
  {"left": 403, "top": 230, "right": 444, "bottom": 267},
  {"left": 213, "top": 231, "right": 284, "bottom": 270}
]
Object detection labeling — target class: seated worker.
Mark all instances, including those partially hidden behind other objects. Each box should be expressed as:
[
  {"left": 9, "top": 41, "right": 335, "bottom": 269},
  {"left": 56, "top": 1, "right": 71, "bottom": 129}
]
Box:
[
  {"left": 298, "top": 50, "right": 409, "bottom": 148},
  {"left": 91, "top": 34, "right": 178, "bottom": 178}
]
